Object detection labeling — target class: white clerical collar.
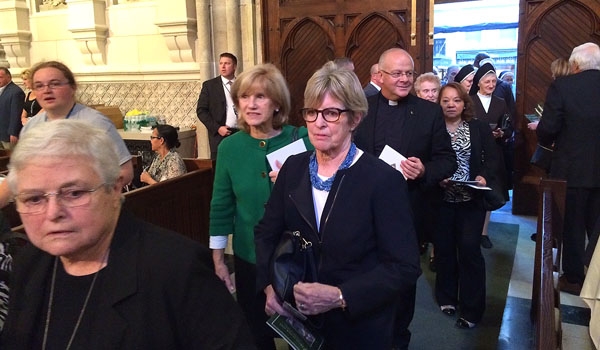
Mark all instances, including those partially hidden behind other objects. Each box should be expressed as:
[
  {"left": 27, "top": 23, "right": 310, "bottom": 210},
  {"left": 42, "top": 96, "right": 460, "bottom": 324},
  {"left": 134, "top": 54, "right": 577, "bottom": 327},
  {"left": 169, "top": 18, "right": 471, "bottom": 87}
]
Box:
[
  {"left": 477, "top": 92, "right": 492, "bottom": 100},
  {"left": 388, "top": 99, "right": 398, "bottom": 106}
]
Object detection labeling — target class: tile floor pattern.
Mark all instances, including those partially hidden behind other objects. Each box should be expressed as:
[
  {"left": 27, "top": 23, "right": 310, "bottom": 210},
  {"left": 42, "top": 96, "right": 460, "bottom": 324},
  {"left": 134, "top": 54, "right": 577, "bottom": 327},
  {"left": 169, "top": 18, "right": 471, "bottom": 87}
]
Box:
[{"left": 495, "top": 198, "right": 594, "bottom": 350}]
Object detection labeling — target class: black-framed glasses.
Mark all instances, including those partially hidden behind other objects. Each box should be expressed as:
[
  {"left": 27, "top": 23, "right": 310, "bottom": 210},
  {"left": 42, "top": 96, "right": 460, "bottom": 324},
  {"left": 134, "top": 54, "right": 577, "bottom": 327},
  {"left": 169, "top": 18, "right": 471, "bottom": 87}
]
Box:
[
  {"left": 14, "top": 183, "right": 108, "bottom": 214},
  {"left": 32, "top": 81, "right": 70, "bottom": 91},
  {"left": 380, "top": 70, "right": 415, "bottom": 79},
  {"left": 301, "top": 108, "right": 350, "bottom": 122},
  {"left": 150, "top": 136, "right": 162, "bottom": 140}
]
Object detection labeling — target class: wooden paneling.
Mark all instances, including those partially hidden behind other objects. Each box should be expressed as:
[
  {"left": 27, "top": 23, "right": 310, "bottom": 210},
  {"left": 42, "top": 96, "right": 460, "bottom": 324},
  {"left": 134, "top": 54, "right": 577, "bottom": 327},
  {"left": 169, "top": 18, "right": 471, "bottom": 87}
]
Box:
[
  {"left": 263, "top": 0, "right": 427, "bottom": 126},
  {"left": 513, "top": 0, "right": 600, "bottom": 215}
]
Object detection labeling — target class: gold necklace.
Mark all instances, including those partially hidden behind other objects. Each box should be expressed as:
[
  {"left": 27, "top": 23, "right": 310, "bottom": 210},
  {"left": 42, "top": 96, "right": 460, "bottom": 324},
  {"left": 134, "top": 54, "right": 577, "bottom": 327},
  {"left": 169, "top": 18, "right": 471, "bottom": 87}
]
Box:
[{"left": 42, "top": 252, "right": 108, "bottom": 350}]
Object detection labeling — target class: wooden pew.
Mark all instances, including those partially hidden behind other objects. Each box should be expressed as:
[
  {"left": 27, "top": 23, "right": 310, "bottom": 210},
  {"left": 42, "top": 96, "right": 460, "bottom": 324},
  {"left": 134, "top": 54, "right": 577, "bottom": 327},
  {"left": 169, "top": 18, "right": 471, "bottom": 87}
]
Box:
[
  {"left": 122, "top": 158, "right": 214, "bottom": 245},
  {"left": 531, "top": 179, "right": 566, "bottom": 350}
]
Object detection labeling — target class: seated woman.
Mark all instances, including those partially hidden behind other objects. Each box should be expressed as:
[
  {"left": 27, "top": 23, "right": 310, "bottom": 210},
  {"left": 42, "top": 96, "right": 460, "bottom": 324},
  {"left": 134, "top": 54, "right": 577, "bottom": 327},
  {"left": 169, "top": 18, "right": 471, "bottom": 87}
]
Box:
[{"left": 140, "top": 124, "right": 187, "bottom": 185}]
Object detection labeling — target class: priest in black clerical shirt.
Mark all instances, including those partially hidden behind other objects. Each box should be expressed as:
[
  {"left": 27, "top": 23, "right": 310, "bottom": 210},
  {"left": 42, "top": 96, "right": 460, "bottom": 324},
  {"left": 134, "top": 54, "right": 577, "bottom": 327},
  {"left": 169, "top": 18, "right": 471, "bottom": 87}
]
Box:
[{"left": 354, "top": 48, "right": 456, "bottom": 350}]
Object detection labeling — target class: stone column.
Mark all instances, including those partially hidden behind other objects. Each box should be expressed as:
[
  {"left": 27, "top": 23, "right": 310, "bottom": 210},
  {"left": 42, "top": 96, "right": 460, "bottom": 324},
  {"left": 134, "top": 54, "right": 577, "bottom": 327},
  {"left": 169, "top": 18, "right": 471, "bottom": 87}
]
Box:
[
  {"left": 0, "top": 0, "right": 32, "bottom": 68},
  {"left": 66, "top": 0, "right": 108, "bottom": 65}
]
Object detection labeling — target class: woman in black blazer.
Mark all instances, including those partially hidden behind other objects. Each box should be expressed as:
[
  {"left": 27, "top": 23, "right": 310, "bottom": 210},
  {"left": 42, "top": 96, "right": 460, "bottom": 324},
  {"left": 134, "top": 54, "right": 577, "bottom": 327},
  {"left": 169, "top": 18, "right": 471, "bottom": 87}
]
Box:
[
  {"left": 255, "top": 62, "right": 421, "bottom": 349},
  {"left": 434, "top": 83, "right": 501, "bottom": 329}
]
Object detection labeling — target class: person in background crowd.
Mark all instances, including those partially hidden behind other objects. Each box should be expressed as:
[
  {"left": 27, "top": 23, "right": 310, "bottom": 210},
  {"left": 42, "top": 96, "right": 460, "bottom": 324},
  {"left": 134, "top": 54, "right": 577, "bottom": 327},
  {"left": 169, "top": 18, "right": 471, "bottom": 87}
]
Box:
[
  {"left": 454, "top": 64, "right": 476, "bottom": 93},
  {"left": 537, "top": 42, "right": 600, "bottom": 295},
  {"left": 209, "top": 63, "right": 313, "bottom": 349},
  {"left": 333, "top": 57, "right": 355, "bottom": 71},
  {"left": 435, "top": 82, "right": 501, "bottom": 329},
  {"left": 470, "top": 62, "right": 512, "bottom": 250},
  {"left": 196, "top": 52, "right": 239, "bottom": 159},
  {"left": 444, "top": 65, "right": 460, "bottom": 85},
  {"left": 255, "top": 61, "right": 420, "bottom": 349},
  {"left": 0, "top": 61, "right": 134, "bottom": 210},
  {"left": 414, "top": 72, "right": 441, "bottom": 103},
  {"left": 20, "top": 68, "right": 43, "bottom": 126},
  {"left": 354, "top": 48, "right": 456, "bottom": 350},
  {"left": 499, "top": 71, "right": 514, "bottom": 87},
  {"left": 1, "top": 120, "right": 255, "bottom": 349},
  {"left": 140, "top": 124, "right": 186, "bottom": 185},
  {"left": 473, "top": 54, "right": 516, "bottom": 119},
  {"left": 0, "top": 67, "right": 24, "bottom": 150},
  {"left": 363, "top": 63, "right": 381, "bottom": 97},
  {"left": 528, "top": 58, "right": 571, "bottom": 131}
]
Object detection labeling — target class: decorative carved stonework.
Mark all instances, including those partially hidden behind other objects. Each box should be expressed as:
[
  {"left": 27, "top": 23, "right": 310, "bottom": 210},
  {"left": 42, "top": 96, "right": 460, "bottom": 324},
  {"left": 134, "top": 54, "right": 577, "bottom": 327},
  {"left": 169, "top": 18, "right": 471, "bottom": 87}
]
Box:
[{"left": 40, "top": 0, "right": 67, "bottom": 11}]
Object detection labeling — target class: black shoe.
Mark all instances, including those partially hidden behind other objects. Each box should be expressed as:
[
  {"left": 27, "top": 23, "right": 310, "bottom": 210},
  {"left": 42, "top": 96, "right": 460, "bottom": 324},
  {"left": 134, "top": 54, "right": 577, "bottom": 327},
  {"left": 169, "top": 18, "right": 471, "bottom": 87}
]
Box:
[
  {"left": 455, "top": 318, "right": 476, "bottom": 329},
  {"left": 530, "top": 233, "right": 537, "bottom": 242},
  {"left": 558, "top": 275, "right": 582, "bottom": 295},
  {"left": 429, "top": 256, "right": 436, "bottom": 272},
  {"left": 440, "top": 305, "right": 455, "bottom": 316},
  {"left": 481, "top": 236, "right": 493, "bottom": 249}
]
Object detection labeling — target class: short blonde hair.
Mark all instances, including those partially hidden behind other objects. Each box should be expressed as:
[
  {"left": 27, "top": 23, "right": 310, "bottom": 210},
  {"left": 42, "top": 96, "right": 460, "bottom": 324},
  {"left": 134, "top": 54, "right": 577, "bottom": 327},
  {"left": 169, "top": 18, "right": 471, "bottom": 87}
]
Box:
[
  {"left": 231, "top": 64, "right": 290, "bottom": 133},
  {"left": 21, "top": 69, "right": 32, "bottom": 80},
  {"left": 304, "top": 61, "right": 367, "bottom": 128}
]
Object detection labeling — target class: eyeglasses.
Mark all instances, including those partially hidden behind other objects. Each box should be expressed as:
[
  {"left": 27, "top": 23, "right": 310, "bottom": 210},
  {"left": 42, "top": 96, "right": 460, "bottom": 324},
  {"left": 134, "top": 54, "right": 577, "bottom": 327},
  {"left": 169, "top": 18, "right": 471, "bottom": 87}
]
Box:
[
  {"left": 380, "top": 70, "right": 415, "bottom": 79},
  {"left": 32, "top": 81, "right": 70, "bottom": 91},
  {"left": 150, "top": 136, "right": 162, "bottom": 140},
  {"left": 14, "top": 183, "right": 108, "bottom": 214},
  {"left": 301, "top": 108, "right": 349, "bottom": 123}
]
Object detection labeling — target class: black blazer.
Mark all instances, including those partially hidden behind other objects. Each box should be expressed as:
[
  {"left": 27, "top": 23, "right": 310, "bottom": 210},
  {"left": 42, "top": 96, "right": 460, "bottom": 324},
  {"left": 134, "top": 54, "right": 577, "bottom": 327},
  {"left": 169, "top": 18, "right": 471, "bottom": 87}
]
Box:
[
  {"left": 0, "top": 82, "right": 25, "bottom": 142},
  {"left": 2, "top": 211, "right": 255, "bottom": 350},
  {"left": 537, "top": 69, "right": 600, "bottom": 188},
  {"left": 196, "top": 76, "right": 228, "bottom": 158},
  {"left": 255, "top": 151, "right": 421, "bottom": 349},
  {"left": 363, "top": 82, "right": 380, "bottom": 98},
  {"left": 354, "top": 93, "right": 457, "bottom": 191},
  {"left": 467, "top": 119, "right": 502, "bottom": 196}
]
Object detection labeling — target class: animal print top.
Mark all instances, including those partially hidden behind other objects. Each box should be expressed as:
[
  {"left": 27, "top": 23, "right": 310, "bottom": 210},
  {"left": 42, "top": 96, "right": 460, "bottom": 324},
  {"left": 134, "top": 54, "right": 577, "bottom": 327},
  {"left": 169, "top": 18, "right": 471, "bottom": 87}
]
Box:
[{"left": 444, "top": 120, "right": 474, "bottom": 203}]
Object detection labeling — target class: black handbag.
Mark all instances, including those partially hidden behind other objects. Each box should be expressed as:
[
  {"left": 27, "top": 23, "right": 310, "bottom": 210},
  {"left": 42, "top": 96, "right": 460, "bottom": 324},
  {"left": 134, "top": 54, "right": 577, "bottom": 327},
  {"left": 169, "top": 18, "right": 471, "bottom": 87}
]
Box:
[
  {"left": 530, "top": 144, "right": 553, "bottom": 172},
  {"left": 482, "top": 185, "right": 506, "bottom": 211},
  {"left": 270, "top": 230, "right": 318, "bottom": 307}
]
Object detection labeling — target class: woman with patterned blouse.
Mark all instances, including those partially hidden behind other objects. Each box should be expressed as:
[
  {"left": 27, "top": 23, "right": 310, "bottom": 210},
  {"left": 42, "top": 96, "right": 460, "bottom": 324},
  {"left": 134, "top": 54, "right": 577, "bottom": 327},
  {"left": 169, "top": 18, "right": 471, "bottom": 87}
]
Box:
[
  {"left": 434, "top": 82, "right": 501, "bottom": 329},
  {"left": 140, "top": 124, "right": 186, "bottom": 185}
]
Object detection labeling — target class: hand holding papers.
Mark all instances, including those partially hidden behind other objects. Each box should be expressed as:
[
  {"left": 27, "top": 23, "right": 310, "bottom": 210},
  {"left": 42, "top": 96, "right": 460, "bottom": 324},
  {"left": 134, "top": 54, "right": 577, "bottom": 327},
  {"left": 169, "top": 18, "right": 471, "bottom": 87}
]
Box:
[
  {"left": 266, "top": 139, "right": 307, "bottom": 170},
  {"left": 378, "top": 145, "right": 407, "bottom": 180}
]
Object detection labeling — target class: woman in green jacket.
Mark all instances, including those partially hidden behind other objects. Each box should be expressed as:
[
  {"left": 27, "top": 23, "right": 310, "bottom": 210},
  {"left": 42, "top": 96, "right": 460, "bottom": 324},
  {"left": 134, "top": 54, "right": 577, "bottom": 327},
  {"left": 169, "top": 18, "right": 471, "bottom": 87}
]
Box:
[{"left": 209, "top": 63, "right": 312, "bottom": 350}]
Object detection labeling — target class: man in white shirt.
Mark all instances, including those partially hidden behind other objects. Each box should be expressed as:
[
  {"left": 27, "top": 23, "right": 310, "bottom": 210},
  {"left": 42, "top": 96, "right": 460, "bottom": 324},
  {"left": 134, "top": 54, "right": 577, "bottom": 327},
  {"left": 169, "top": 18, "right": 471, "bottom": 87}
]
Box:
[{"left": 363, "top": 63, "right": 381, "bottom": 97}]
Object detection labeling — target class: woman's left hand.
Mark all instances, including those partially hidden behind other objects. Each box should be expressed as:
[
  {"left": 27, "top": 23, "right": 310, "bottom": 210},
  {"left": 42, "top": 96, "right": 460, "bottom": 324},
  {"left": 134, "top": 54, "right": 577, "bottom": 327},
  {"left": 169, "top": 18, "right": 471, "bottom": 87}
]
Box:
[
  {"left": 492, "top": 128, "right": 504, "bottom": 139},
  {"left": 293, "top": 282, "right": 342, "bottom": 315}
]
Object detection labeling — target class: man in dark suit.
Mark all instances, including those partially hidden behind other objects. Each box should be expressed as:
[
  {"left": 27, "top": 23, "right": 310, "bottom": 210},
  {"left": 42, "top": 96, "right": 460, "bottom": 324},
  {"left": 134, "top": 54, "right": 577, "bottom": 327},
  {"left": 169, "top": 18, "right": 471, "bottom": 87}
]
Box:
[
  {"left": 0, "top": 67, "right": 24, "bottom": 150},
  {"left": 354, "top": 48, "right": 457, "bottom": 350},
  {"left": 196, "top": 53, "right": 238, "bottom": 159},
  {"left": 363, "top": 63, "right": 381, "bottom": 97},
  {"left": 537, "top": 42, "right": 600, "bottom": 295}
]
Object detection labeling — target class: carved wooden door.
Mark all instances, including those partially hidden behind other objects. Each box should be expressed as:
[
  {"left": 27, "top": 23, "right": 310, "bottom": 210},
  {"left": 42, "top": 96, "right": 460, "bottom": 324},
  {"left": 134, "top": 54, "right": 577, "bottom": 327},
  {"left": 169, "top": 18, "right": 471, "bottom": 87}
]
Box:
[
  {"left": 512, "top": 0, "right": 600, "bottom": 215},
  {"left": 263, "top": 0, "right": 434, "bottom": 125}
]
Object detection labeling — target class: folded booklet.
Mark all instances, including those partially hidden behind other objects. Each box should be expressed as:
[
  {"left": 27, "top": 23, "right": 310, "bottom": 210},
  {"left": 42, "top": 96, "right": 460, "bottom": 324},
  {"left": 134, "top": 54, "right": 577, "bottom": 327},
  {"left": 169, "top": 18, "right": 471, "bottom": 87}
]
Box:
[
  {"left": 267, "top": 313, "right": 324, "bottom": 350},
  {"left": 448, "top": 179, "right": 492, "bottom": 191}
]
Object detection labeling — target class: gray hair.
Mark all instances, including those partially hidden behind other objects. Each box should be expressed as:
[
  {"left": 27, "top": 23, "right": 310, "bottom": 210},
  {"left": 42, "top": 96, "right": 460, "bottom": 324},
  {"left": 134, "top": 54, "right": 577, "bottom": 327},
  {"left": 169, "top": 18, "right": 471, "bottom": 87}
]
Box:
[
  {"left": 304, "top": 61, "right": 368, "bottom": 127},
  {"left": 7, "top": 120, "right": 121, "bottom": 194},
  {"left": 569, "top": 42, "right": 600, "bottom": 71}
]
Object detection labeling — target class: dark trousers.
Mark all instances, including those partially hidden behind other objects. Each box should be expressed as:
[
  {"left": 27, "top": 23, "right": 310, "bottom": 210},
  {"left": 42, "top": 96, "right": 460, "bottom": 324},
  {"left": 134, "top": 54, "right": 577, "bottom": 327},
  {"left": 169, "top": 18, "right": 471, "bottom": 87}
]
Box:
[
  {"left": 562, "top": 188, "right": 600, "bottom": 284},
  {"left": 392, "top": 286, "right": 416, "bottom": 350},
  {"left": 234, "top": 256, "right": 276, "bottom": 350},
  {"left": 433, "top": 200, "right": 486, "bottom": 323}
]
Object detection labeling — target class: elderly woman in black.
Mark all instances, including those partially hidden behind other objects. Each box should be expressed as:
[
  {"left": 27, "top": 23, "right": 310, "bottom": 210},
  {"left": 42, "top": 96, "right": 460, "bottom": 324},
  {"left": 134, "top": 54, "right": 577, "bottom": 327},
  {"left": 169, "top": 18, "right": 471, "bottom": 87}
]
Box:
[
  {"left": 470, "top": 62, "right": 512, "bottom": 249},
  {"left": 140, "top": 124, "right": 186, "bottom": 185},
  {"left": 435, "top": 83, "right": 501, "bottom": 329},
  {"left": 254, "top": 62, "right": 420, "bottom": 349}
]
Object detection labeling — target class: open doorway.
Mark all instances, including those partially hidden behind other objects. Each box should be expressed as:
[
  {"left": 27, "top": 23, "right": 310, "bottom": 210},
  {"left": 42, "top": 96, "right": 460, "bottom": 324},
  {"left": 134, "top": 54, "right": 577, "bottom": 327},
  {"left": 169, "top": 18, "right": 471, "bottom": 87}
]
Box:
[{"left": 433, "top": 0, "right": 519, "bottom": 95}]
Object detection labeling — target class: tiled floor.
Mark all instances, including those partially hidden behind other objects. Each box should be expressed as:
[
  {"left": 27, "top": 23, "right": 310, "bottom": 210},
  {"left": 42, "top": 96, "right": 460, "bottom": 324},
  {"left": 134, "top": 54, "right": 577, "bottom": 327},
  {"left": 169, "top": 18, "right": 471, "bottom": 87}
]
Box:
[{"left": 494, "top": 198, "right": 594, "bottom": 349}]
